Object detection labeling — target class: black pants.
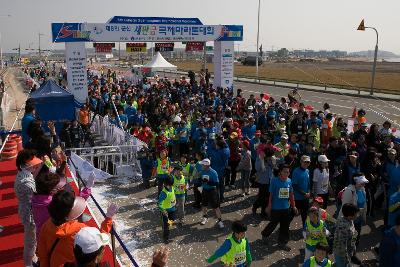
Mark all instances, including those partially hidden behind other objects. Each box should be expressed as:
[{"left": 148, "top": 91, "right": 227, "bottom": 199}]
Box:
[
  {"left": 294, "top": 199, "right": 309, "bottom": 226},
  {"left": 161, "top": 210, "right": 176, "bottom": 239},
  {"left": 261, "top": 209, "right": 290, "bottom": 244},
  {"left": 252, "top": 184, "right": 269, "bottom": 214},
  {"left": 226, "top": 159, "right": 240, "bottom": 186},
  {"left": 193, "top": 184, "right": 202, "bottom": 206}
]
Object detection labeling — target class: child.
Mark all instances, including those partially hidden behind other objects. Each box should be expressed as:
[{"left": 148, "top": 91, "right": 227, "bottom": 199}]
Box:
[
  {"left": 157, "top": 175, "right": 176, "bottom": 244},
  {"left": 207, "top": 221, "right": 252, "bottom": 267},
  {"left": 238, "top": 140, "right": 252, "bottom": 197},
  {"left": 172, "top": 166, "right": 188, "bottom": 225},
  {"left": 303, "top": 242, "right": 332, "bottom": 267},
  {"left": 152, "top": 149, "right": 171, "bottom": 196},
  {"left": 303, "top": 207, "right": 329, "bottom": 262}
]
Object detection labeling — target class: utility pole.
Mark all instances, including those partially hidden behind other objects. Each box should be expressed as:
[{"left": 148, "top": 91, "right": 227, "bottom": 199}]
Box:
[
  {"left": 203, "top": 42, "right": 206, "bottom": 70},
  {"left": 38, "top": 32, "right": 45, "bottom": 59},
  {"left": 255, "top": 0, "right": 261, "bottom": 82},
  {"left": 118, "top": 42, "right": 121, "bottom": 60}
]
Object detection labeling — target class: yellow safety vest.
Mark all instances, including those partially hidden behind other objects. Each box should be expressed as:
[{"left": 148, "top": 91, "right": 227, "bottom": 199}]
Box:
[
  {"left": 173, "top": 175, "right": 186, "bottom": 195},
  {"left": 220, "top": 234, "right": 247, "bottom": 266},
  {"left": 310, "top": 256, "right": 332, "bottom": 267},
  {"left": 305, "top": 219, "right": 327, "bottom": 247},
  {"left": 159, "top": 187, "right": 176, "bottom": 210},
  {"left": 156, "top": 158, "right": 170, "bottom": 175}
]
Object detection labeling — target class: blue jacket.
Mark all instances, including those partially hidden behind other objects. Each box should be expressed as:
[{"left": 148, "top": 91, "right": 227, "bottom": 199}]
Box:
[
  {"left": 379, "top": 227, "right": 400, "bottom": 266},
  {"left": 21, "top": 113, "right": 35, "bottom": 146},
  {"left": 208, "top": 143, "right": 230, "bottom": 174}
]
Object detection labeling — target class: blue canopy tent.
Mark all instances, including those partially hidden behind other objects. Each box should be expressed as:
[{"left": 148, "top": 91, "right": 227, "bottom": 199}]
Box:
[{"left": 29, "top": 80, "right": 78, "bottom": 133}]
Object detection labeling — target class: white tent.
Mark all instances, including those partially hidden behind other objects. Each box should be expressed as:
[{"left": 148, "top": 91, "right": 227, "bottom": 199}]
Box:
[{"left": 144, "top": 52, "right": 177, "bottom": 71}]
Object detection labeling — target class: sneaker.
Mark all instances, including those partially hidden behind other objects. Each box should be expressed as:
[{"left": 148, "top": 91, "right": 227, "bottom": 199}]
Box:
[
  {"left": 200, "top": 217, "right": 208, "bottom": 225},
  {"left": 241, "top": 193, "right": 246, "bottom": 197},
  {"left": 217, "top": 220, "right": 224, "bottom": 229}
]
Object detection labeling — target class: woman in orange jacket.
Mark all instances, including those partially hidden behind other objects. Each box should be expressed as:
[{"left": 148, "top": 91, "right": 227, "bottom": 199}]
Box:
[{"left": 37, "top": 190, "right": 118, "bottom": 267}]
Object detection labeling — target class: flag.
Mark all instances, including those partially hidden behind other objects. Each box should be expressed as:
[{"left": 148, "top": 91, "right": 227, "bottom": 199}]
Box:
[{"left": 69, "top": 152, "right": 112, "bottom": 181}]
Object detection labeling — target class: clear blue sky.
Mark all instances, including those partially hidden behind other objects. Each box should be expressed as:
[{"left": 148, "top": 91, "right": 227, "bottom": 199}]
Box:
[{"left": 1, "top": 0, "right": 399, "bottom": 54}]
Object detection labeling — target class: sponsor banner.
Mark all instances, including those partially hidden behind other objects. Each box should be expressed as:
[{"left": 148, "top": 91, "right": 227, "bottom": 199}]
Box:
[
  {"left": 214, "top": 41, "right": 234, "bottom": 90},
  {"left": 93, "top": 43, "right": 115, "bottom": 53},
  {"left": 65, "top": 42, "right": 88, "bottom": 103},
  {"left": 155, "top": 42, "right": 174, "bottom": 52},
  {"left": 185, "top": 42, "right": 204, "bottom": 52},
  {"left": 108, "top": 16, "right": 203, "bottom": 25},
  {"left": 52, "top": 23, "right": 243, "bottom": 43},
  {"left": 126, "top": 42, "right": 147, "bottom": 52}
]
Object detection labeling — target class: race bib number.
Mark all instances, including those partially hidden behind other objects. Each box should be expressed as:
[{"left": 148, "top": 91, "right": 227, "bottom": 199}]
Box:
[
  {"left": 234, "top": 252, "right": 246, "bottom": 265},
  {"left": 278, "top": 187, "right": 290, "bottom": 199}
]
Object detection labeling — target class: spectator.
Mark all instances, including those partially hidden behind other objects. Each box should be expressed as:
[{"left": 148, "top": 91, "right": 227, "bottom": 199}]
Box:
[
  {"left": 22, "top": 102, "right": 36, "bottom": 147},
  {"left": 38, "top": 190, "right": 117, "bottom": 267},
  {"left": 379, "top": 214, "right": 400, "bottom": 266},
  {"left": 15, "top": 150, "right": 43, "bottom": 266}
]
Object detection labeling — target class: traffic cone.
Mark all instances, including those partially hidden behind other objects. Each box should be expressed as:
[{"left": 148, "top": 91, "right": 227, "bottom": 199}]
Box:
[{"left": 351, "top": 107, "right": 357, "bottom": 118}]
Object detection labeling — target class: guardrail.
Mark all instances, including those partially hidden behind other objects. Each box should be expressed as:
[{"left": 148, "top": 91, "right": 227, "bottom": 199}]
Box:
[
  {"left": 157, "top": 69, "right": 400, "bottom": 98},
  {"left": 68, "top": 156, "right": 140, "bottom": 267}
]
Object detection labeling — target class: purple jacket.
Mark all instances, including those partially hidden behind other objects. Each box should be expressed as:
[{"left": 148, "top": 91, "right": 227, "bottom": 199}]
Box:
[{"left": 31, "top": 187, "right": 91, "bottom": 242}]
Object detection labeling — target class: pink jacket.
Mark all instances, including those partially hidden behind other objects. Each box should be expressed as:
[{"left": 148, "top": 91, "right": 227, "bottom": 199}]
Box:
[{"left": 31, "top": 187, "right": 91, "bottom": 242}]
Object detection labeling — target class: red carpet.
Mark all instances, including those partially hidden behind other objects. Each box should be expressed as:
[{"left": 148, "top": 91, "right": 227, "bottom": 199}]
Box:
[{"left": 0, "top": 159, "right": 119, "bottom": 267}]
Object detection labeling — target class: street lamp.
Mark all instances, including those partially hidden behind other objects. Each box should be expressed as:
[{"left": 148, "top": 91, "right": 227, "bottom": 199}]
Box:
[
  {"left": 255, "top": 0, "right": 261, "bottom": 82},
  {"left": 0, "top": 14, "right": 12, "bottom": 69},
  {"left": 357, "top": 19, "right": 379, "bottom": 95}
]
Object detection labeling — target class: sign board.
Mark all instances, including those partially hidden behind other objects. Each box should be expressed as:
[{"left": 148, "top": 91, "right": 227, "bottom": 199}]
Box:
[
  {"left": 108, "top": 16, "right": 203, "bottom": 25},
  {"left": 155, "top": 43, "right": 174, "bottom": 52},
  {"left": 185, "top": 42, "right": 204, "bottom": 52},
  {"left": 52, "top": 23, "right": 243, "bottom": 43},
  {"left": 93, "top": 43, "right": 115, "bottom": 53},
  {"left": 126, "top": 43, "right": 147, "bottom": 52},
  {"left": 206, "top": 46, "right": 214, "bottom": 51},
  {"left": 214, "top": 41, "right": 234, "bottom": 90},
  {"left": 65, "top": 42, "right": 88, "bottom": 103}
]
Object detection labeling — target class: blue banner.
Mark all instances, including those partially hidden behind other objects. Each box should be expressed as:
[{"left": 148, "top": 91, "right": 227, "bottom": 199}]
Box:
[
  {"left": 108, "top": 16, "right": 203, "bottom": 25},
  {"left": 217, "top": 25, "right": 244, "bottom": 41},
  {"left": 52, "top": 23, "right": 90, "bottom": 43}
]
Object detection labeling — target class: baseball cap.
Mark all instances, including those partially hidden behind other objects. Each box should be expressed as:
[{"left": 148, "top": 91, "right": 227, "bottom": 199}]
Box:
[
  {"left": 281, "top": 134, "right": 289, "bottom": 140},
  {"left": 230, "top": 132, "right": 238, "bottom": 139},
  {"left": 354, "top": 175, "right": 369, "bottom": 184},
  {"left": 74, "top": 227, "right": 110, "bottom": 254},
  {"left": 301, "top": 155, "right": 311, "bottom": 162},
  {"left": 313, "top": 196, "right": 324, "bottom": 204},
  {"left": 66, "top": 196, "right": 87, "bottom": 220},
  {"left": 200, "top": 159, "right": 211, "bottom": 166},
  {"left": 317, "top": 155, "right": 330, "bottom": 163}
]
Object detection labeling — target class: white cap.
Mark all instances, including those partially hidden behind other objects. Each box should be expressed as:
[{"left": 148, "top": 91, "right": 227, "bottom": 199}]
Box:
[
  {"left": 74, "top": 227, "right": 109, "bottom": 254},
  {"left": 318, "top": 155, "right": 330, "bottom": 163},
  {"left": 281, "top": 134, "right": 289, "bottom": 139},
  {"left": 301, "top": 155, "right": 311, "bottom": 162},
  {"left": 354, "top": 175, "right": 369, "bottom": 184},
  {"left": 200, "top": 159, "right": 211, "bottom": 166},
  {"left": 173, "top": 116, "right": 181, "bottom": 123}
]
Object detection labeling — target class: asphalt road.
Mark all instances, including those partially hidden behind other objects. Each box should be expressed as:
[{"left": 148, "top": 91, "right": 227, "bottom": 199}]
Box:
[{"left": 91, "top": 177, "right": 382, "bottom": 267}]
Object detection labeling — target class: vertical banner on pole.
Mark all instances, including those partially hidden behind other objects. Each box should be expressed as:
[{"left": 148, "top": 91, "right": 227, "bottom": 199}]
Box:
[
  {"left": 213, "top": 41, "right": 234, "bottom": 90},
  {"left": 65, "top": 42, "right": 88, "bottom": 104}
]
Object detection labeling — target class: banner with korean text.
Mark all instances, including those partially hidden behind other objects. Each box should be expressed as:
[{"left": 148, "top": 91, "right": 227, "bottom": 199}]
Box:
[{"left": 126, "top": 43, "right": 147, "bottom": 52}]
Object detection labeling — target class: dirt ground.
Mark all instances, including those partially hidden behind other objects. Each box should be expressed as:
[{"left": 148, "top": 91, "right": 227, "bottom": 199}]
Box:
[
  {"left": 2, "top": 67, "right": 29, "bottom": 130},
  {"left": 173, "top": 60, "right": 400, "bottom": 92}
]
